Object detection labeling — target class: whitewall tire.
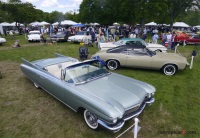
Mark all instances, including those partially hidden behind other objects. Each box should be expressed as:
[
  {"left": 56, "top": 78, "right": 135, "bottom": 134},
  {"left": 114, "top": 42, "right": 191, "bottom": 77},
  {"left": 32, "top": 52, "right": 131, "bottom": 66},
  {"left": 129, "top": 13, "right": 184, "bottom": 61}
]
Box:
[{"left": 84, "top": 110, "right": 99, "bottom": 130}]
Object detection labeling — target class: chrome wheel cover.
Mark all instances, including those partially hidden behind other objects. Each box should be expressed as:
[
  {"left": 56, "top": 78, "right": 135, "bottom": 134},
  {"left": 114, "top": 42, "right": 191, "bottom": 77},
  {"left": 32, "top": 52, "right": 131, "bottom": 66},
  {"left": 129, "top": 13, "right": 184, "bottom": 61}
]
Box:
[
  {"left": 107, "top": 60, "right": 118, "bottom": 70},
  {"left": 164, "top": 65, "right": 176, "bottom": 75},
  {"left": 84, "top": 110, "right": 98, "bottom": 129}
]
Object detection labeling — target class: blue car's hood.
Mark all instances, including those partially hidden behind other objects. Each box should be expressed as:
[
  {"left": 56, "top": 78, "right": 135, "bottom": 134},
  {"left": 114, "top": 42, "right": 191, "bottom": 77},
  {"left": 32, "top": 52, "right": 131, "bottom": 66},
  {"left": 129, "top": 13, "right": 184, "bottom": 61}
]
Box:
[{"left": 77, "top": 73, "right": 155, "bottom": 113}]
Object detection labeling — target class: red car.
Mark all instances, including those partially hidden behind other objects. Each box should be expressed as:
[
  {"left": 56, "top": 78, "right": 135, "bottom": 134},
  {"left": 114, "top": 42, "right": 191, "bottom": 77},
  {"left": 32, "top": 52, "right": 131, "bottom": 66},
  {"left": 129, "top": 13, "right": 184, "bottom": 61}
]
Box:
[
  {"left": 176, "top": 32, "right": 190, "bottom": 43},
  {"left": 185, "top": 35, "right": 200, "bottom": 44}
]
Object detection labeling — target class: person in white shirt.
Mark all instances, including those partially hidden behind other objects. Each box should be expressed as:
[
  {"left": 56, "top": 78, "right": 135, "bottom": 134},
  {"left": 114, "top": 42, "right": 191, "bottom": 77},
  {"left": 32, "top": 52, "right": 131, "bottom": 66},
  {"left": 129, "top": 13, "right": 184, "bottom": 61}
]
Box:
[
  {"left": 166, "top": 32, "right": 172, "bottom": 49},
  {"left": 129, "top": 32, "right": 136, "bottom": 38},
  {"left": 152, "top": 33, "right": 159, "bottom": 44},
  {"left": 134, "top": 28, "right": 139, "bottom": 38}
]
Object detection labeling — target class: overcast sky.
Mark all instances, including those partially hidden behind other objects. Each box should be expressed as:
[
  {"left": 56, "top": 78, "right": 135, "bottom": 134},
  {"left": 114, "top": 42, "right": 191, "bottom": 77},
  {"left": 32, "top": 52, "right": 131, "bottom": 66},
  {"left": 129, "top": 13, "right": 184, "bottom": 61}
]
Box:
[{"left": 20, "top": 0, "right": 83, "bottom": 13}]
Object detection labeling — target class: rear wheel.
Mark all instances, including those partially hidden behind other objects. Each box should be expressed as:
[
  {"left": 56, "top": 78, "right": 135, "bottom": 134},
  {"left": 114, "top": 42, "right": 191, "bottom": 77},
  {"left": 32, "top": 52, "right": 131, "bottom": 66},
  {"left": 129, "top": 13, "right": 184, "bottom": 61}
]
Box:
[
  {"left": 106, "top": 60, "right": 118, "bottom": 70},
  {"left": 155, "top": 49, "right": 162, "bottom": 52},
  {"left": 84, "top": 110, "right": 99, "bottom": 130},
  {"left": 162, "top": 64, "right": 176, "bottom": 75}
]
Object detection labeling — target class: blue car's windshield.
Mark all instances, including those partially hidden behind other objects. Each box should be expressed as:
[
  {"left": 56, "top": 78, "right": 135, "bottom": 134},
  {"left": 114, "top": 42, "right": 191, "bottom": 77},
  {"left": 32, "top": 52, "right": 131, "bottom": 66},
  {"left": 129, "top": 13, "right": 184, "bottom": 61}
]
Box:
[{"left": 65, "top": 64, "right": 109, "bottom": 84}]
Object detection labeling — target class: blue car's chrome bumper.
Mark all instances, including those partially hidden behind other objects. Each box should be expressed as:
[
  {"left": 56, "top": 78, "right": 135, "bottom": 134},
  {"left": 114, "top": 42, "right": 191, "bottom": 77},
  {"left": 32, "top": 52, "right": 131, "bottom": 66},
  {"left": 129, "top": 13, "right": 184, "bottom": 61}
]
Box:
[
  {"left": 97, "top": 119, "right": 125, "bottom": 132},
  {"left": 97, "top": 97, "right": 155, "bottom": 132}
]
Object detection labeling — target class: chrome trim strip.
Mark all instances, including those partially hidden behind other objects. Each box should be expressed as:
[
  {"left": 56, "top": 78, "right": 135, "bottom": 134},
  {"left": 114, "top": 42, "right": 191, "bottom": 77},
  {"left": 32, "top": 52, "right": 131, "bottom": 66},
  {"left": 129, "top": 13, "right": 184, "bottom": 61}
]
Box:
[{"left": 97, "top": 119, "right": 125, "bottom": 131}]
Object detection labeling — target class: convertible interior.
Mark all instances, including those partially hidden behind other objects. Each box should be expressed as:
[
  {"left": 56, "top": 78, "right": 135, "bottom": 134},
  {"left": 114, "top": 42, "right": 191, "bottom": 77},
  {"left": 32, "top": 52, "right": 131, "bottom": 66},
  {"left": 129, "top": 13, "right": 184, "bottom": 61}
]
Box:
[
  {"left": 44, "top": 61, "right": 100, "bottom": 82},
  {"left": 44, "top": 61, "right": 78, "bottom": 79}
]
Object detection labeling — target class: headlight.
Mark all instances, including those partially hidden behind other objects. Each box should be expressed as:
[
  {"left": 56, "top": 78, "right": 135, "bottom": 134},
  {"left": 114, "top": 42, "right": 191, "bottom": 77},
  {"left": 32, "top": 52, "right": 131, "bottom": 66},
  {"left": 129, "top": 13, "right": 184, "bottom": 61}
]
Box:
[
  {"left": 147, "top": 93, "right": 151, "bottom": 98},
  {"left": 113, "top": 118, "right": 117, "bottom": 123},
  {"left": 147, "top": 93, "right": 154, "bottom": 98}
]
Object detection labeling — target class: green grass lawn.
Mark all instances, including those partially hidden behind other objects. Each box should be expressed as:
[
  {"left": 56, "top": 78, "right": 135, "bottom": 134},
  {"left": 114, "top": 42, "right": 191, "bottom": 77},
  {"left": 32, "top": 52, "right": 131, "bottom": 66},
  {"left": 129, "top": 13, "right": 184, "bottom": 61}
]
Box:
[{"left": 0, "top": 35, "right": 199, "bottom": 138}]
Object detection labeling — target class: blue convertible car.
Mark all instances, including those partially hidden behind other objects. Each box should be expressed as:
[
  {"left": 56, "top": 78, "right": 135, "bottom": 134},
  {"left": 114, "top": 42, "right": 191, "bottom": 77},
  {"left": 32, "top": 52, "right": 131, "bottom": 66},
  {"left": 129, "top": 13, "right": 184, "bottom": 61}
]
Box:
[{"left": 20, "top": 53, "right": 155, "bottom": 132}]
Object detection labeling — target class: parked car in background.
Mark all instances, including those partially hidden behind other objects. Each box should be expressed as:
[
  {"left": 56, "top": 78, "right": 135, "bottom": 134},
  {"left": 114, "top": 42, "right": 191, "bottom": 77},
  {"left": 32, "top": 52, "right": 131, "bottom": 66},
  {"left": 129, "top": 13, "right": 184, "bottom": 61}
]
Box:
[
  {"left": 176, "top": 32, "right": 190, "bottom": 44},
  {"left": 99, "top": 38, "right": 167, "bottom": 52},
  {"left": 184, "top": 34, "right": 200, "bottom": 44},
  {"left": 50, "top": 31, "right": 74, "bottom": 42},
  {"left": 68, "top": 31, "right": 91, "bottom": 43},
  {"left": 0, "top": 37, "right": 6, "bottom": 45},
  {"left": 28, "top": 30, "right": 41, "bottom": 42},
  {"left": 20, "top": 53, "right": 155, "bottom": 132},
  {"left": 92, "top": 45, "right": 189, "bottom": 75}
]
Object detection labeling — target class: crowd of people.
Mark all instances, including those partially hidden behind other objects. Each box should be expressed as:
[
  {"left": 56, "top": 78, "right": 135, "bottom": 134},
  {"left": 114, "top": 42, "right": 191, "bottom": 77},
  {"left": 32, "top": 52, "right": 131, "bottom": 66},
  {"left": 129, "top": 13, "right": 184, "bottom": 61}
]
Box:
[{"left": 1, "top": 24, "right": 199, "bottom": 49}]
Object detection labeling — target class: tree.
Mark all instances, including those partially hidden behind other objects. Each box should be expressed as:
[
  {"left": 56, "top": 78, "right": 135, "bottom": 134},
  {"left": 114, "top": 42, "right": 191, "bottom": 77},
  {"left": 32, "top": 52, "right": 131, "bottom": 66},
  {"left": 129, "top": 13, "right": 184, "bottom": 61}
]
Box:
[
  {"left": 163, "top": 0, "right": 200, "bottom": 30},
  {"left": 49, "top": 11, "right": 65, "bottom": 24},
  {"left": 78, "top": 0, "right": 104, "bottom": 24},
  {"left": 64, "top": 10, "right": 79, "bottom": 22},
  {"left": 0, "top": 0, "right": 40, "bottom": 30}
]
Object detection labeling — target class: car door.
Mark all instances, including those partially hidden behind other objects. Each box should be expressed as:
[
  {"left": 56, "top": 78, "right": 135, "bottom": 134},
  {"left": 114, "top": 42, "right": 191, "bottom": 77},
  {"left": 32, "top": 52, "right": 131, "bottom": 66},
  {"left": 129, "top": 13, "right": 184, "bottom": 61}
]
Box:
[
  {"left": 188, "top": 36, "right": 196, "bottom": 43},
  {"left": 39, "top": 73, "right": 79, "bottom": 110},
  {"left": 125, "top": 48, "right": 153, "bottom": 68},
  {"left": 194, "top": 35, "right": 200, "bottom": 43},
  {"left": 35, "top": 71, "right": 65, "bottom": 101}
]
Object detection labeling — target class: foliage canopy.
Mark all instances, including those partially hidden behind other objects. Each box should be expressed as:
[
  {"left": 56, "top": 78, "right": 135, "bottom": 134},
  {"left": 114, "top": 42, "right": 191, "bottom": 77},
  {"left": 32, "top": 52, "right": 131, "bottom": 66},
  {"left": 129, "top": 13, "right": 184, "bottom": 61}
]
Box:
[{"left": 0, "top": 0, "right": 199, "bottom": 26}]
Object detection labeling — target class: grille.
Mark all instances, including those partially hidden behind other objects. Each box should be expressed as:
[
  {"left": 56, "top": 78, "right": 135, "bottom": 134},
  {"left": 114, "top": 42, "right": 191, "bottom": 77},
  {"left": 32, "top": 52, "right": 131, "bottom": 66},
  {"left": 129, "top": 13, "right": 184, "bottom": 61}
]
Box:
[{"left": 123, "top": 104, "right": 140, "bottom": 119}]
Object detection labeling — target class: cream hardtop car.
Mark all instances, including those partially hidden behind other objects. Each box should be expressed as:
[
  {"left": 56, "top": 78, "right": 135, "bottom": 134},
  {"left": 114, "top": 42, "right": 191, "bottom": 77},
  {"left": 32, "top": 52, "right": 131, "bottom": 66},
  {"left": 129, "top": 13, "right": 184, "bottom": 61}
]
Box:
[{"left": 92, "top": 45, "right": 189, "bottom": 75}]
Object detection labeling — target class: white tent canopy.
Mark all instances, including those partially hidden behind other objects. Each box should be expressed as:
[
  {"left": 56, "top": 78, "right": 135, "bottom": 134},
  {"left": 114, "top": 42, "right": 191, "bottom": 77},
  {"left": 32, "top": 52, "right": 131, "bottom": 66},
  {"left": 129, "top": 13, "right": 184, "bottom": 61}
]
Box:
[
  {"left": 30, "top": 21, "right": 50, "bottom": 26},
  {"left": 93, "top": 22, "right": 100, "bottom": 26},
  {"left": 194, "top": 25, "right": 200, "bottom": 29},
  {"left": 60, "top": 20, "right": 77, "bottom": 25},
  {"left": 113, "top": 22, "right": 120, "bottom": 26},
  {"left": 145, "top": 22, "right": 157, "bottom": 26},
  {"left": 40, "top": 21, "right": 50, "bottom": 25},
  {"left": 0, "top": 22, "right": 12, "bottom": 26},
  {"left": 173, "top": 22, "right": 190, "bottom": 27},
  {"left": 123, "top": 24, "right": 129, "bottom": 26},
  {"left": 52, "top": 22, "right": 59, "bottom": 26},
  {"left": 30, "top": 21, "right": 41, "bottom": 26},
  {"left": 10, "top": 22, "right": 24, "bottom": 26}
]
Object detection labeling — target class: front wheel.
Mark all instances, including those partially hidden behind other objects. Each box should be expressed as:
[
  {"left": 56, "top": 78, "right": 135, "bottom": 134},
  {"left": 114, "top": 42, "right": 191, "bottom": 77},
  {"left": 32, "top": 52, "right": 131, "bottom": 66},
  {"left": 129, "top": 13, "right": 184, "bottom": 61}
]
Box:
[
  {"left": 106, "top": 60, "right": 119, "bottom": 70},
  {"left": 84, "top": 110, "right": 99, "bottom": 130},
  {"left": 162, "top": 64, "right": 177, "bottom": 75}
]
